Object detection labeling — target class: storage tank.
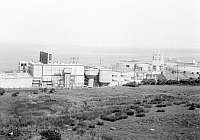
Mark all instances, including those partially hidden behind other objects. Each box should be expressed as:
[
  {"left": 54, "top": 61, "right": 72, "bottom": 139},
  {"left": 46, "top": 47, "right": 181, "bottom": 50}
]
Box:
[
  {"left": 99, "top": 68, "right": 112, "bottom": 83},
  {"left": 85, "top": 68, "right": 99, "bottom": 87}
]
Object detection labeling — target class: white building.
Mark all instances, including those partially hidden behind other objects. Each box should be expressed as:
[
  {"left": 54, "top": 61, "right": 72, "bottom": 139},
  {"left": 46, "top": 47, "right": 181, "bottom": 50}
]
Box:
[
  {"left": 0, "top": 73, "right": 33, "bottom": 88},
  {"left": 28, "top": 62, "right": 85, "bottom": 88}
]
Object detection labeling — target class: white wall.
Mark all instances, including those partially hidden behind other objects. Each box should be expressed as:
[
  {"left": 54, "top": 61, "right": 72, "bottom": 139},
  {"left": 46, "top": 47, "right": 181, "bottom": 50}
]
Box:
[{"left": 0, "top": 78, "right": 33, "bottom": 88}]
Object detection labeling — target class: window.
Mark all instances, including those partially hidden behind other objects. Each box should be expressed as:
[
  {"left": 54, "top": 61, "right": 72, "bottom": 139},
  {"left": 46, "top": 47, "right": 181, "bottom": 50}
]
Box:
[{"left": 153, "top": 65, "right": 156, "bottom": 71}]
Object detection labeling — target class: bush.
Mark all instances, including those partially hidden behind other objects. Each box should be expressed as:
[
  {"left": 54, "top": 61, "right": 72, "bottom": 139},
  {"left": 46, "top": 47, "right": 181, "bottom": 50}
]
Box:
[
  {"left": 101, "top": 112, "right": 128, "bottom": 122},
  {"left": 166, "top": 80, "right": 179, "bottom": 85},
  {"left": 6, "top": 128, "right": 21, "bottom": 137},
  {"left": 156, "top": 109, "right": 165, "bottom": 112},
  {"left": 33, "top": 90, "right": 39, "bottom": 94},
  {"left": 135, "top": 113, "right": 145, "bottom": 117},
  {"left": 150, "top": 98, "right": 162, "bottom": 104},
  {"left": 76, "top": 110, "right": 101, "bottom": 121},
  {"left": 101, "top": 133, "right": 119, "bottom": 140},
  {"left": 88, "top": 123, "right": 95, "bottom": 128},
  {"left": 39, "top": 88, "right": 48, "bottom": 93},
  {"left": 165, "top": 102, "right": 173, "bottom": 106},
  {"left": 40, "top": 130, "right": 61, "bottom": 140},
  {"left": 96, "top": 120, "right": 104, "bottom": 126},
  {"left": 188, "top": 106, "right": 195, "bottom": 110},
  {"left": 155, "top": 104, "right": 166, "bottom": 108},
  {"left": 173, "top": 101, "right": 187, "bottom": 105},
  {"left": 144, "top": 104, "right": 152, "bottom": 108},
  {"left": 135, "top": 107, "right": 145, "bottom": 113},
  {"left": 122, "top": 82, "right": 139, "bottom": 87},
  {"left": 0, "top": 88, "right": 5, "bottom": 95},
  {"left": 142, "top": 79, "right": 156, "bottom": 85},
  {"left": 49, "top": 88, "right": 56, "bottom": 94},
  {"left": 12, "top": 92, "right": 20, "bottom": 97},
  {"left": 126, "top": 109, "right": 134, "bottom": 116}
]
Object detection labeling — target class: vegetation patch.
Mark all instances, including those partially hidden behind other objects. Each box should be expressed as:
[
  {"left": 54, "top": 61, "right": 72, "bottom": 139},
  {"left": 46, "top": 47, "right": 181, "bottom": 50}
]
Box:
[
  {"left": 156, "top": 109, "right": 165, "bottom": 112},
  {"left": 101, "top": 112, "right": 128, "bottom": 122},
  {"left": 40, "top": 129, "right": 61, "bottom": 140}
]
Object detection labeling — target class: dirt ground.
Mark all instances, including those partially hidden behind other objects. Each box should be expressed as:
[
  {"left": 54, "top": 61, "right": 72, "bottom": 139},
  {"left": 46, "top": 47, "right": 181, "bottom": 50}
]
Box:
[{"left": 0, "top": 85, "right": 200, "bottom": 140}]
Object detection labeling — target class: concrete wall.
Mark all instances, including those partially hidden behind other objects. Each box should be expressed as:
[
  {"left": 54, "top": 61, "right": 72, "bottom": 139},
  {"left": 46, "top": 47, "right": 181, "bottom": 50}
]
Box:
[
  {"left": 0, "top": 77, "right": 33, "bottom": 88},
  {"left": 99, "top": 69, "right": 112, "bottom": 83}
]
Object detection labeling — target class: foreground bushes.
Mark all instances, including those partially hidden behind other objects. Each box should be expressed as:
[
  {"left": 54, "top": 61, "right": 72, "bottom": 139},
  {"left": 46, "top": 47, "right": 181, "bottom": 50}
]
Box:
[
  {"left": 101, "top": 112, "right": 128, "bottom": 122},
  {"left": 142, "top": 79, "right": 156, "bottom": 85},
  {"left": 141, "top": 77, "right": 200, "bottom": 86},
  {"left": 122, "top": 82, "right": 139, "bottom": 87},
  {"left": 0, "top": 88, "right": 5, "bottom": 95},
  {"left": 40, "top": 130, "right": 61, "bottom": 140}
]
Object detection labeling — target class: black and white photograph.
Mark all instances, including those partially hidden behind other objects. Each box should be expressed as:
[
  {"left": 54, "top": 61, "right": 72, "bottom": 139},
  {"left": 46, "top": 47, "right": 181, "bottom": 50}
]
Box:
[{"left": 0, "top": 0, "right": 199, "bottom": 139}]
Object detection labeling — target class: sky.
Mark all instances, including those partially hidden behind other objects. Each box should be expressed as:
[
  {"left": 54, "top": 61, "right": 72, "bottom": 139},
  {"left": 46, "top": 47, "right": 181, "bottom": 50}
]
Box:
[{"left": 0, "top": 0, "right": 199, "bottom": 70}]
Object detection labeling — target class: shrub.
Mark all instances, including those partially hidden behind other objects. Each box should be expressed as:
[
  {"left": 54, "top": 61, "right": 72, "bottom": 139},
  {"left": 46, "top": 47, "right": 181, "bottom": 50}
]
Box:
[
  {"left": 141, "top": 79, "right": 156, "bottom": 85},
  {"left": 40, "top": 88, "right": 47, "bottom": 93},
  {"left": 101, "top": 133, "right": 118, "bottom": 140},
  {"left": 166, "top": 80, "right": 179, "bottom": 85},
  {"left": 49, "top": 88, "right": 56, "bottom": 94},
  {"left": 76, "top": 128, "right": 86, "bottom": 136},
  {"left": 165, "top": 102, "right": 173, "bottom": 106},
  {"left": 6, "top": 128, "right": 21, "bottom": 137},
  {"left": 173, "top": 101, "right": 187, "bottom": 105},
  {"left": 96, "top": 120, "right": 104, "bottom": 126},
  {"left": 149, "top": 98, "right": 162, "bottom": 104},
  {"left": 135, "top": 113, "right": 145, "bottom": 117},
  {"left": 144, "top": 104, "right": 152, "bottom": 108},
  {"left": 12, "top": 92, "right": 20, "bottom": 97},
  {"left": 33, "top": 90, "right": 39, "bottom": 94},
  {"left": 156, "top": 109, "right": 165, "bottom": 112},
  {"left": 126, "top": 109, "right": 134, "bottom": 116},
  {"left": 155, "top": 104, "right": 166, "bottom": 108},
  {"left": 0, "top": 88, "right": 5, "bottom": 95},
  {"left": 135, "top": 107, "right": 145, "bottom": 113},
  {"left": 40, "top": 130, "right": 61, "bottom": 140},
  {"left": 76, "top": 110, "right": 101, "bottom": 121},
  {"left": 188, "top": 106, "right": 195, "bottom": 110},
  {"left": 101, "top": 112, "right": 128, "bottom": 122},
  {"left": 122, "top": 82, "right": 139, "bottom": 87},
  {"left": 88, "top": 123, "right": 95, "bottom": 128}
]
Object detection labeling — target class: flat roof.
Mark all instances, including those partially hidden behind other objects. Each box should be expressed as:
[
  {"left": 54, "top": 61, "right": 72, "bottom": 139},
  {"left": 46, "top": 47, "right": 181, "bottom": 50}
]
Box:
[{"left": 29, "top": 61, "right": 84, "bottom": 66}]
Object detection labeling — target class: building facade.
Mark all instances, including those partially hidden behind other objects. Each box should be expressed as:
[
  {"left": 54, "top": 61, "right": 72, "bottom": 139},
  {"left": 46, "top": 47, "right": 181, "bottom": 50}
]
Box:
[{"left": 28, "top": 62, "right": 84, "bottom": 88}]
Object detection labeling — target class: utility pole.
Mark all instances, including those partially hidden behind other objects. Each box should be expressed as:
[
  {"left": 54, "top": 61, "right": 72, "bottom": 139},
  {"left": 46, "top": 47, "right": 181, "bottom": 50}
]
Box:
[{"left": 176, "top": 64, "right": 179, "bottom": 81}]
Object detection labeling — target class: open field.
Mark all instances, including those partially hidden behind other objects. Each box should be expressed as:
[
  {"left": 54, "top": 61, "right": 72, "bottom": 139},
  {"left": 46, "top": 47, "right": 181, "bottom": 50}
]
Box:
[{"left": 0, "top": 85, "right": 200, "bottom": 140}]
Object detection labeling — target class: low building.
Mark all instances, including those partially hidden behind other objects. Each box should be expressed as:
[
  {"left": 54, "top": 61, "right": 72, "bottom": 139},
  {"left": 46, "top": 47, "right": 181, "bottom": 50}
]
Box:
[{"left": 0, "top": 73, "right": 33, "bottom": 88}]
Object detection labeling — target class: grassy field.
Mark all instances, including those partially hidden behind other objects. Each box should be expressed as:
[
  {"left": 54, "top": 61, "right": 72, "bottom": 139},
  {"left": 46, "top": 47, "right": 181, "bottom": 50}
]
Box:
[{"left": 0, "top": 85, "right": 200, "bottom": 140}]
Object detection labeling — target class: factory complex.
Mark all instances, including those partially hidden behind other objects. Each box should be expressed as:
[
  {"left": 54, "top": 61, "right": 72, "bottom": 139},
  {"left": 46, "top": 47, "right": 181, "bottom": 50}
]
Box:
[{"left": 0, "top": 51, "right": 199, "bottom": 89}]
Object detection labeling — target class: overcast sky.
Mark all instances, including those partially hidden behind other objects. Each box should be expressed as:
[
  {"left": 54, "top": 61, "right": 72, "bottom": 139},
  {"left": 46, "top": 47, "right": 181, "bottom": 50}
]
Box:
[{"left": 0, "top": 0, "right": 199, "bottom": 70}]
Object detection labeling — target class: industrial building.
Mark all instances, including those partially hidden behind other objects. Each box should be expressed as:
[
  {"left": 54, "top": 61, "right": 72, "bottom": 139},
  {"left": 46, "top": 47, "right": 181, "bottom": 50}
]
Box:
[
  {"left": 29, "top": 62, "right": 84, "bottom": 88},
  {"left": 27, "top": 52, "right": 84, "bottom": 88},
  {"left": 3, "top": 49, "right": 199, "bottom": 89},
  {"left": 109, "top": 51, "right": 166, "bottom": 85}
]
